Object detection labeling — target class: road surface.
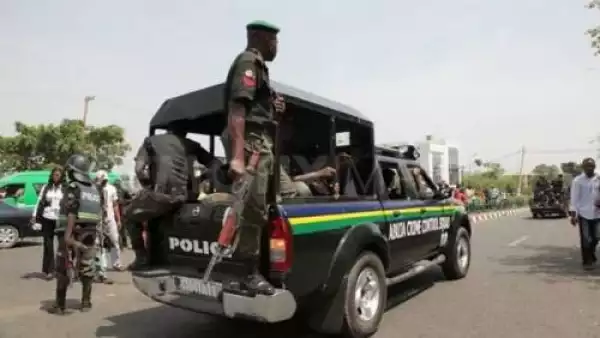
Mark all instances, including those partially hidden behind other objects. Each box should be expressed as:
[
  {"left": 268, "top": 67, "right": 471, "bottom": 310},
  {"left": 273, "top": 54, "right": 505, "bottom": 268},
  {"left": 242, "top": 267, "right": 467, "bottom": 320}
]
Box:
[{"left": 1, "top": 214, "right": 600, "bottom": 338}]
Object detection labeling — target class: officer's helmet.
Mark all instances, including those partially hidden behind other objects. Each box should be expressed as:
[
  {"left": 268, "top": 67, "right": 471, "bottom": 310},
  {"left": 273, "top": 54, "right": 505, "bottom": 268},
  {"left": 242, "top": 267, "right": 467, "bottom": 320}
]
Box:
[{"left": 65, "top": 154, "right": 94, "bottom": 184}]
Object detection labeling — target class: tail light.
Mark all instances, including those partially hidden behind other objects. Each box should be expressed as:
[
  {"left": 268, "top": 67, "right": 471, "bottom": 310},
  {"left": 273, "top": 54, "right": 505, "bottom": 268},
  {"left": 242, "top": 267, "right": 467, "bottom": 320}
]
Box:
[{"left": 270, "top": 216, "right": 293, "bottom": 273}]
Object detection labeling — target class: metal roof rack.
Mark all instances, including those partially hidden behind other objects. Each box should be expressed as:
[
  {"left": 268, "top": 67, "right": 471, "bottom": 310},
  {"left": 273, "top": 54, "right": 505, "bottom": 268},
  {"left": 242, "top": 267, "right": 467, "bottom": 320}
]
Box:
[{"left": 376, "top": 144, "right": 420, "bottom": 160}]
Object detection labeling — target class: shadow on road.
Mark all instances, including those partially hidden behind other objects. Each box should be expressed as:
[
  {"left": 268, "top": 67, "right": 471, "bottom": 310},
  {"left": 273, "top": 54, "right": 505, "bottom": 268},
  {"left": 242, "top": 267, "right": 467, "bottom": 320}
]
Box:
[
  {"left": 496, "top": 244, "right": 600, "bottom": 287},
  {"left": 39, "top": 298, "right": 87, "bottom": 315},
  {"left": 524, "top": 216, "right": 568, "bottom": 221},
  {"left": 20, "top": 272, "right": 51, "bottom": 281},
  {"left": 97, "top": 270, "right": 442, "bottom": 338},
  {"left": 13, "top": 240, "right": 42, "bottom": 248}
]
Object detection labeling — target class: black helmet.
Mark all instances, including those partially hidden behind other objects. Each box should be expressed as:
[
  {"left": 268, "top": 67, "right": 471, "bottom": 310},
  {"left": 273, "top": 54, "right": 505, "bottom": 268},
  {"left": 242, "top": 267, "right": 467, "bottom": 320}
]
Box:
[{"left": 65, "top": 154, "right": 93, "bottom": 184}]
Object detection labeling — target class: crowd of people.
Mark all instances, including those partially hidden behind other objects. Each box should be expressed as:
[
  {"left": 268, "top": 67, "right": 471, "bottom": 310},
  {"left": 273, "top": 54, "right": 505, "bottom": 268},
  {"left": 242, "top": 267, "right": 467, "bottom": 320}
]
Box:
[
  {"left": 449, "top": 184, "right": 507, "bottom": 210},
  {"left": 31, "top": 166, "right": 133, "bottom": 285}
]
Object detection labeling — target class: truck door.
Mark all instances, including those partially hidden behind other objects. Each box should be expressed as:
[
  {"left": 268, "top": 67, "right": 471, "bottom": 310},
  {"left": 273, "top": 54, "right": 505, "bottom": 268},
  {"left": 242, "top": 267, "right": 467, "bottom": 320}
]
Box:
[
  {"left": 403, "top": 163, "right": 448, "bottom": 259},
  {"left": 378, "top": 159, "right": 424, "bottom": 273}
]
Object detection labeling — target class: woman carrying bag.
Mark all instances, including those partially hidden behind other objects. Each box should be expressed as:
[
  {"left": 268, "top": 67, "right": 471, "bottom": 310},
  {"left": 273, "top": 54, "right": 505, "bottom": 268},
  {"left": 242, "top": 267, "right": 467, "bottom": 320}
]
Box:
[{"left": 31, "top": 167, "right": 64, "bottom": 280}]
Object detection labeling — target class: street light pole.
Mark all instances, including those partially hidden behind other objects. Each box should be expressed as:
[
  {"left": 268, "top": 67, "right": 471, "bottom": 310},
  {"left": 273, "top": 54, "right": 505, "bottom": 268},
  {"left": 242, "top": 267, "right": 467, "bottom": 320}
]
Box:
[{"left": 83, "top": 95, "right": 95, "bottom": 126}]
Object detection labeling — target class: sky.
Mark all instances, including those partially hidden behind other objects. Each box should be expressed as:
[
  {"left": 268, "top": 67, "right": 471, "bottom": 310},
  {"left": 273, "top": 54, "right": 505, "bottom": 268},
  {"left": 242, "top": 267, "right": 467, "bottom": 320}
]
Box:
[{"left": 1, "top": 0, "right": 599, "bottom": 174}]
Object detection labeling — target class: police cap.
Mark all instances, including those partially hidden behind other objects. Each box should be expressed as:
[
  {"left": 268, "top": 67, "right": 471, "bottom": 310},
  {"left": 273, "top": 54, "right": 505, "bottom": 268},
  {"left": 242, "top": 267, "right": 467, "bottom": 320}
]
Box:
[{"left": 246, "top": 20, "right": 280, "bottom": 34}]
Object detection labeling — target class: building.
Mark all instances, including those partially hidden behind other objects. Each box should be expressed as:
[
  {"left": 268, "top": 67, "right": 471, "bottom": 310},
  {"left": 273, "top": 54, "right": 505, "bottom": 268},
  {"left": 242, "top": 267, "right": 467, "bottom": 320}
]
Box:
[{"left": 381, "top": 135, "right": 461, "bottom": 185}]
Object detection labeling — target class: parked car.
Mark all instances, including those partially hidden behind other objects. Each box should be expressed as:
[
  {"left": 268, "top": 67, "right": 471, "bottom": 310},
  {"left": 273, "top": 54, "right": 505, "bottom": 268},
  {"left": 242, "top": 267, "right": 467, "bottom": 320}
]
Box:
[{"left": 0, "top": 202, "right": 40, "bottom": 249}]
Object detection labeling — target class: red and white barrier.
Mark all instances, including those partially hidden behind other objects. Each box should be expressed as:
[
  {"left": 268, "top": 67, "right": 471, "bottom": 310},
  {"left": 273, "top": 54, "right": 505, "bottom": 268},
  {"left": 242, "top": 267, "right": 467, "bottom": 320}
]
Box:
[{"left": 469, "top": 208, "right": 528, "bottom": 224}]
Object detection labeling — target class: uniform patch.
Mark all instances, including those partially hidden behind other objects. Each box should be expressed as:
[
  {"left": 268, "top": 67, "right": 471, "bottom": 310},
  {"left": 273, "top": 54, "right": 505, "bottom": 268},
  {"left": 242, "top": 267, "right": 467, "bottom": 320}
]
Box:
[{"left": 242, "top": 69, "right": 256, "bottom": 87}]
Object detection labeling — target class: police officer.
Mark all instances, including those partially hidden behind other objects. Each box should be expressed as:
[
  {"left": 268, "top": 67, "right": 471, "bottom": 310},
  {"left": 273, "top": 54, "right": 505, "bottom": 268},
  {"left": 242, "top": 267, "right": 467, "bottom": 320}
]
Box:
[
  {"left": 48, "top": 154, "right": 102, "bottom": 315},
  {"left": 219, "top": 20, "right": 287, "bottom": 295},
  {"left": 127, "top": 123, "right": 220, "bottom": 270}
]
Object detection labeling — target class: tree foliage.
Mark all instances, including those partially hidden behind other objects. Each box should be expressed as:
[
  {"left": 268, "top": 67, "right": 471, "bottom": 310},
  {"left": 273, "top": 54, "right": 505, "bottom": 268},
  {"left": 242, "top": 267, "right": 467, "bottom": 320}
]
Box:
[
  {"left": 530, "top": 163, "right": 560, "bottom": 178},
  {"left": 462, "top": 161, "right": 581, "bottom": 194},
  {"left": 463, "top": 162, "right": 521, "bottom": 193},
  {"left": 587, "top": 0, "right": 600, "bottom": 56},
  {"left": 0, "top": 119, "right": 130, "bottom": 174}
]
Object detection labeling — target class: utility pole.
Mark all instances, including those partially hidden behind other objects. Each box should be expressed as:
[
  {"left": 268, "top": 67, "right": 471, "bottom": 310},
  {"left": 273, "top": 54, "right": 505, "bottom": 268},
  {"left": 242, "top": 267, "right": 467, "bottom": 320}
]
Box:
[
  {"left": 82, "top": 95, "right": 95, "bottom": 126},
  {"left": 517, "top": 146, "right": 526, "bottom": 196}
]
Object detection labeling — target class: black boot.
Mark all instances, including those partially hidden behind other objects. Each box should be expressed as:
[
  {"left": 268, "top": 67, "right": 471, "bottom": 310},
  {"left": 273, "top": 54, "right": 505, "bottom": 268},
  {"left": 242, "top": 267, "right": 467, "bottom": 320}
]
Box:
[
  {"left": 240, "top": 257, "right": 274, "bottom": 296},
  {"left": 49, "top": 287, "right": 67, "bottom": 315},
  {"left": 245, "top": 272, "right": 275, "bottom": 296},
  {"left": 80, "top": 277, "right": 93, "bottom": 312},
  {"left": 128, "top": 251, "right": 149, "bottom": 271}
]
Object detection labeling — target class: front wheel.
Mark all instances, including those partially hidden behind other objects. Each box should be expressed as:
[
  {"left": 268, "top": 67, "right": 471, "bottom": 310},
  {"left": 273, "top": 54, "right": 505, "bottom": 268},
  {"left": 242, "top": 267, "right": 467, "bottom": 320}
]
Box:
[
  {"left": 441, "top": 227, "right": 471, "bottom": 280},
  {"left": 0, "top": 225, "right": 20, "bottom": 249},
  {"left": 342, "top": 252, "right": 387, "bottom": 338}
]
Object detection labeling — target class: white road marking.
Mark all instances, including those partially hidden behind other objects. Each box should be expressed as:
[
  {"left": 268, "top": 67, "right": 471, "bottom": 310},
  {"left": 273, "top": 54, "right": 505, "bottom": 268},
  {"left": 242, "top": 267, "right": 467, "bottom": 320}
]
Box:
[{"left": 508, "top": 235, "right": 529, "bottom": 247}]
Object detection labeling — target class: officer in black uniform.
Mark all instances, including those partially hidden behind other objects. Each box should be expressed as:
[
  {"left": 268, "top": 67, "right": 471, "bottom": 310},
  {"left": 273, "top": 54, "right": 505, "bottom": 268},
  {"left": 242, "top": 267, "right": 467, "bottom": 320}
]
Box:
[
  {"left": 126, "top": 123, "right": 220, "bottom": 270},
  {"left": 48, "top": 154, "right": 102, "bottom": 315}
]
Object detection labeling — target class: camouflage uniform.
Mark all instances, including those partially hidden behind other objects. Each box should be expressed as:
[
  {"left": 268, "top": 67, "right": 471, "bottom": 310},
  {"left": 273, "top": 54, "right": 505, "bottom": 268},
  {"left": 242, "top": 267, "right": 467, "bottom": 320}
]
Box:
[
  {"left": 53, "top": 181, "right": 102, "bottom": 313},
  {"left": 222, "top": 45, "right": 284, "bottom": 263}
]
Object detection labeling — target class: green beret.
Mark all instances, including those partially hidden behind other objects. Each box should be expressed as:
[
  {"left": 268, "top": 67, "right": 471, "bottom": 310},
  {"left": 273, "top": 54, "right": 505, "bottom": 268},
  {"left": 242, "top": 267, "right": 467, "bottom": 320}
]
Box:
[{"left": 246, "top": 20, "right": 280, "bottom": 34}]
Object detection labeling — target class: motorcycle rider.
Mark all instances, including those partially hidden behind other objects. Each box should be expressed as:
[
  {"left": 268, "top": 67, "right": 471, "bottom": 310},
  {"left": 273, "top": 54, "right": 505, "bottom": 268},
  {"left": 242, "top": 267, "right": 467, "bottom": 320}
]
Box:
[{"left": 48, "top": 154, "right": 102, "bottom": 315}]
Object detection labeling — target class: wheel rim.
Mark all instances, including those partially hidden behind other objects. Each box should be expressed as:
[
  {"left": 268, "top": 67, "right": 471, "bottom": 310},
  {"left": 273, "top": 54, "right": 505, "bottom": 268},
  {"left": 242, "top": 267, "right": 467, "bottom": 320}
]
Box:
[
  {"left": 0, "top": 227, "right": 17, "bottom": 246},
  {"left": 353, "top": 267, "right": 381, "bottom": 322},
  {"left": 456, "top": 236, "right": 470, "bottom": 272}
]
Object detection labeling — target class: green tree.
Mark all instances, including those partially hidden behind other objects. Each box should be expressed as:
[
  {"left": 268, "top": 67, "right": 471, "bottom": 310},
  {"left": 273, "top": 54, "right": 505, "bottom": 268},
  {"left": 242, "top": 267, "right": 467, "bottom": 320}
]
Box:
[
  {"left": 530, "top": 163, "right": 561, "bottom": 178},
  {"left": 560, "top": 161, "right": 582, "bottom": 185},
  {"left": 481, "top": 162, "right": 504, "bottom": 179},
  {"left": 0, "top": 119, "right": 130, "bottom": 172},
  {"left": 462, "top": 162, "right": 525, "bottom": 193},
  {"left": 587, "top": 0, "right": 600, "bottom": 55}
]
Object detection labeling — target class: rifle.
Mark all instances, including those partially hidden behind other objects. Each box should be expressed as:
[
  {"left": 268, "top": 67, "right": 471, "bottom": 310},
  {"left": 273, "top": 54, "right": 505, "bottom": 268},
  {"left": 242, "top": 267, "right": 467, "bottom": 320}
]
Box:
[{"left": 203, "top": 151, "right": 261, "bottom": 282}]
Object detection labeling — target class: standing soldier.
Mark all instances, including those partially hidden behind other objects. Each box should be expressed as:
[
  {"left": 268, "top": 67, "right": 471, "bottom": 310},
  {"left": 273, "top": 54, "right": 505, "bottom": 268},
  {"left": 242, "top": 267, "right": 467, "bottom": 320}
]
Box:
[
  {"left": 220, "top": 20, "right": 285, "bottom": 295},
  {"left": 48, "top": 154, "right": 102, "bottom": 315}
]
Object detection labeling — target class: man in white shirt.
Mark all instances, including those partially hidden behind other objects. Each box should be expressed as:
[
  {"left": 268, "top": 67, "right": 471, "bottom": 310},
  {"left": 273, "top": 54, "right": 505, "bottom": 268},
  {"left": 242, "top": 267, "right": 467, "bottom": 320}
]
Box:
[
  {"left": 96, "top": 170, "right": 124, "bottom": 271},
  {"left": 569, "top": 158, "right": 600, "bottom": 270}
]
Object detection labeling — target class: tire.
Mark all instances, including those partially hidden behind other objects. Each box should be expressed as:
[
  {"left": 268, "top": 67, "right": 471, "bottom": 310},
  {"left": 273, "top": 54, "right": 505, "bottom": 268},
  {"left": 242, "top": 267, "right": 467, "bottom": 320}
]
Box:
[
  {"left": 341, "top": 252, "right": 387, "bottom": 338},
  {"left": 441, "top": 227, "right": 471, "bottom": 280},
  {"left": 0, "top": 225, "right": 20, "bottom": 249},
  {"left": 532, "top": 213, "right": 538, "bottom": 219}
]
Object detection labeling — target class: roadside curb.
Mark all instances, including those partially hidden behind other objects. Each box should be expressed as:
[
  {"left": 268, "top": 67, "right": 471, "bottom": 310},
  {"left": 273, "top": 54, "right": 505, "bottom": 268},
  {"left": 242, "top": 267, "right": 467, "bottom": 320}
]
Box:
[{"left": 469, "top": 208, "right": 528, "bottom": 224}]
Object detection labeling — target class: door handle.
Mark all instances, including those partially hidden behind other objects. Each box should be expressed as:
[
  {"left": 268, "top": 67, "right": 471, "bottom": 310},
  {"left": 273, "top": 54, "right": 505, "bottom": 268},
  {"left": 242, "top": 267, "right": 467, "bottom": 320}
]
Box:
[{"left": 420, "top": 208, "right": 427, "bottom": 213}]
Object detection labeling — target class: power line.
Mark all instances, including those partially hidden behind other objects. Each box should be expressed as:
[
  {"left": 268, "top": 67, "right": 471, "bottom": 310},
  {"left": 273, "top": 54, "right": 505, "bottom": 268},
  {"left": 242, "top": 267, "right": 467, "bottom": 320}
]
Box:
[{"left": 526, "top": 148, "right": 596, "bottom": 154}]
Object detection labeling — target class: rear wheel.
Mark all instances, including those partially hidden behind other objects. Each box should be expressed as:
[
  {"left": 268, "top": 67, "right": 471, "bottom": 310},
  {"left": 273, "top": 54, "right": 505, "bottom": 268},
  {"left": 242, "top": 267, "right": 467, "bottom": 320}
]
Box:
[
  {"left": 0, "top": 225, "right": 19, "bottom": 249},
  {"left": 441, "top": 227, "right": 471, "bottom": 280},
  {"left": 342, "top": 252, "right": 386, "bottom": 338}
]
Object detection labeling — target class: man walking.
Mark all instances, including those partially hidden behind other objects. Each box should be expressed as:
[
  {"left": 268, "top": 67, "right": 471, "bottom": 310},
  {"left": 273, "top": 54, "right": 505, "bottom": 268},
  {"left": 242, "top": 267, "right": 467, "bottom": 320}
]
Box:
[
  {"left": 569, "top": 157, "right": 600, "bottom": 270},
  {"left": 96, "top": 170, "right": 124, "bottom": 271}
]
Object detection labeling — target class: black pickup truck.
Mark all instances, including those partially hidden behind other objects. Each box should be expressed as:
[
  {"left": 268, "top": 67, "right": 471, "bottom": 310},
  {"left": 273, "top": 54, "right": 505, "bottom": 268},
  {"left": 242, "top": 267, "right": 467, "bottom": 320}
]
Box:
[
  {"left": 132, "top": 82, "right": 472, "bottom": 338},
  {"left": 530, "top": 186, "right": 568, "bottom": 218}
]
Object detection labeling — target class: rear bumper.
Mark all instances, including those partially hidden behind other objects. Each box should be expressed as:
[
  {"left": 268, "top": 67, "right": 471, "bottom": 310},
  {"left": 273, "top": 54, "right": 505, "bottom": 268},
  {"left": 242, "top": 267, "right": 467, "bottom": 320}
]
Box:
[
  {"left": 530, "top": 206, "right": 565, "bottom": 213},
  {"left": 132, "top": 269, "right": 297, "bottom": 323}
]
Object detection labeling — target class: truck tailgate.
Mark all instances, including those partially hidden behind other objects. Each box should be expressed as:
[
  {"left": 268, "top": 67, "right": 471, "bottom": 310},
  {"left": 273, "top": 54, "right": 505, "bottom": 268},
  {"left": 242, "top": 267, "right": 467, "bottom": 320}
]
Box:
[{"left": 164, "top": 196, "right": 246, "bottom": 278}]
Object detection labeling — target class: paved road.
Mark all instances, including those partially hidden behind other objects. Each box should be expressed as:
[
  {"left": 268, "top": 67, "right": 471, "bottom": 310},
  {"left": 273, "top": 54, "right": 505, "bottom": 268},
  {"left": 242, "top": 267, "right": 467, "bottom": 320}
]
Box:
[{"left": 1, "top": 214, "right": 600, "bottom": 338}]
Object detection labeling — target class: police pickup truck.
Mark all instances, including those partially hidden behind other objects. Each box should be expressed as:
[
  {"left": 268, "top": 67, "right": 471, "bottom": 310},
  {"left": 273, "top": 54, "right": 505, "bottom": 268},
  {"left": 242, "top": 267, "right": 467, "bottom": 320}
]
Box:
[{"left": 132, "top": 83, "right": 472, "bottom": 338}]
